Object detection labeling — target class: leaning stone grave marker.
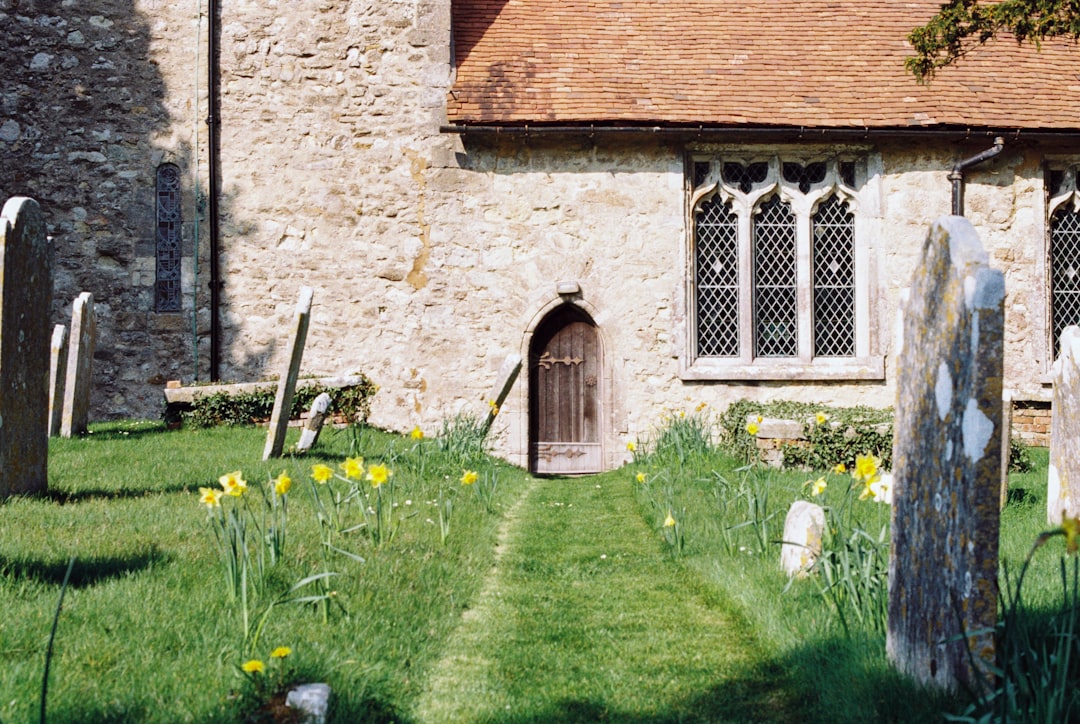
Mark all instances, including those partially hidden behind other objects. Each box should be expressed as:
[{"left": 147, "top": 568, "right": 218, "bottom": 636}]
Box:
[
  {"left": 0, "top": 197, "right": 52, "bottom": 497},
  {"left": 887, "top": 216, "right": 1004, "bottom": 692},
  {"left": 1048, "top": 325, "right": 1080, "bottom": 525},
  {"left": 295, "top": 392, "right": 332, "bottom": 453},
  {"left": 482, "top": 353, "right": 522, "bottom": 432},
  {"left": 263, "top": 286, "right": 314, "bottom": 460},
  {"left": 48, "top": 323, "right": 68, "bottom": 437},
  {"left": 61, "top": 292, "right": 96, "bottom": 438}
]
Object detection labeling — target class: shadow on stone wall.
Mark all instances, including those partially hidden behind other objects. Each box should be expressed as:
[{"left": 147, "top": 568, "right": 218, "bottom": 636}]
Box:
[{"left": 0, "top": 0, "right": 211, "bottom": 419}]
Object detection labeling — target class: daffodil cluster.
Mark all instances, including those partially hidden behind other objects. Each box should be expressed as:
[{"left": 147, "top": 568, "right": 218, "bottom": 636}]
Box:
[{"left": 852, "top": 453, "right": 890, "bottom": 503}]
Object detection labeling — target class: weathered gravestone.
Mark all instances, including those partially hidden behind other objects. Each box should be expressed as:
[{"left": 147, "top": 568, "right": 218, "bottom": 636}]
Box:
[
  {"left": 1048, "top": 325, "right": 1080, "bottom": 525},
  {"left": 0, "top": 197, "right": 52, "bottom": 497},
  {"left": 295, "top": 392, "right": 331, "bottom": 453},
  {"left": 888, "top": 216, "right": 1004, "bottom": 692},
  {"left": 780, "top": 500, "right": 824, "bottom": 577},
  {"left": 48, "top": 324, "right": 67, "bottom": 437},
  {"left": 263, "top": 286, "right": 313, "bottom": 460},
  {"left": 61, "top": 292, "right": 96, "bottom": 438}
]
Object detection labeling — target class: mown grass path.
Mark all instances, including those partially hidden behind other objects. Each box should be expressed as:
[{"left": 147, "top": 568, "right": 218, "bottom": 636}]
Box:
[{"left": 414, "top": 475, "right": 797, "bottom": 723}]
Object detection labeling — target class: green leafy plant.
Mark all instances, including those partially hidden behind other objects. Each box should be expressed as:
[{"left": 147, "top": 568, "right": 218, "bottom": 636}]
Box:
[
  {"left": 182, "top": 376, "right": 378, "bottom": 428},
  {"left": 718, "top": 400, "right": 893, "bottom": 470},
  {"left": 437, "top": 412, "right": 490, "bottom": 469}
]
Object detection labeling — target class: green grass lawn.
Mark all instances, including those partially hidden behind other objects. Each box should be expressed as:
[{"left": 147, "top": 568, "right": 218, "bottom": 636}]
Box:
[{"left": 0, "top": 420, "right": 1068, "bottom": 722}]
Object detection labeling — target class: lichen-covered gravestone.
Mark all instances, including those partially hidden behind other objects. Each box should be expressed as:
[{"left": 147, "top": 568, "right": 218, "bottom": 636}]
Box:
[
  {"left": 61, "top": 292, "right": 96, "bottom": 438},
  {"left": 0, "top": 197, "right": 52, "bottom": 497},
  {"left": 888, "top": 216, "right": 1004, "bottom": 692},
  {"left": 1048, "top": 325, "right": 1080, "bottom": 524}
]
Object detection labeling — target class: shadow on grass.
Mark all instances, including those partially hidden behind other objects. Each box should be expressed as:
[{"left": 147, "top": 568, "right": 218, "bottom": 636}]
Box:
[
  {"left": 63, "top": 420, "right": 173, "bottom": 441},
  {"left": 0, "top": 547, "right": 168, "bottom": 588},
  {"left": 40, "top": 484, "right": 196, "bottom": 504}
]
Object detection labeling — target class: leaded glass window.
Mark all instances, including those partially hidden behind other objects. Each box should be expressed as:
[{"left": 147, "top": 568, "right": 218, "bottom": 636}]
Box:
[
  {"left": 753, "top": 196, "right": 797, "bottom": 357},
  {"left": 1051, "top": 206, "right": 1080, "bottom": 358},
  {"left": 686, "top": 153, "right": 880, "bottom": 379},
  {"left": 155, "top": 163, "right": 182, "bottom": 312},
  {"left": 812, "top": 195, "right": 855, "bottom": 356},
  {"left": 694, "top": 195, "right": 739, "bottom": 356}
]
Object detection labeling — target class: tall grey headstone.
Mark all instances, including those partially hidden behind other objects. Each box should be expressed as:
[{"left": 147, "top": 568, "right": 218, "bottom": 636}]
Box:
[
  {"left": 48, "top": 324, "right": 68, "bottom": 437},
  {"left": 295, "top": 392, "right": 332, "bottom": 453},
  {"left": 263, "top": 286, "right": 314, "bottom": 460},
  {"left": 887, "top": 217, "right": 1005, "bottom": 692},
  {"left": 60, "top": 292, "right": 96, "bottom": 438},
  {"left": 1048, "top": 326, "right": 1080, "bottom": 525},
  {"left": 0, "top": 197, "right": 52, "bottom": 497}
]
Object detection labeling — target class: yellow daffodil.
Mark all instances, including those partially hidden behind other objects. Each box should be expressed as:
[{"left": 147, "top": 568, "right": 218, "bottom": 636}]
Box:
[
  {"left": 461, "top": 470, "right": 478, "bottom": 486},
  {"left": 833, "top": 462, "right": 847, "bottom": 474},
  {"left": 270, "top": 646, "right": 292, "bottom": 659},
  {"left": 811, "top": 477, "right": 827, "bottom": 496},
  {"left": 311, "top": 464, "right": 334, "bottom": 484},
  {"left": 199, "top": 486, "right": 222, "bottom": 508},
  {"left": 746, "top": 422, "right": 759, "bottom": 436},
  {"left": 367, "top": 463, "right": 392, "bottom": 488},
  {"left": 815, "top": 412, "right": 828, "bottom": 424},
  {"left": 636, "top": 471, "right": 647, "bottom": 483},
  {"left": 858, "top": 482, "right": 874, "bottom": 501},
  {"left": 852, "top": 453, "right": 881, "bottom": 484},
  {"left": 663, "top": 512, "right": 676, "bottom": 528},
  {"left": 410, "top": 426, "right": 424, "bottom": 440},
  {"left": 219, "top": 470, "right": 247, "bottom": 497},
  {"left": 626, "top": 441, "right": 637, "bottom": 452},
  {"left": 695, "top": 402, "right": 707, "bottom": 412},
  {"left": 488, "top": 400, "right": 499, "bottom": 416},
  {"left": 1063, "top": 516, "right": 1080, "bottom": 554},
  {"left": 273, "top": 472, "right": 292, "bottom": 496},
  {"left": 341, "top": 456, "right": 365, "bottom": 480},
  {"left": 241, "top": 659, "right": 265, "bottom": 674}
]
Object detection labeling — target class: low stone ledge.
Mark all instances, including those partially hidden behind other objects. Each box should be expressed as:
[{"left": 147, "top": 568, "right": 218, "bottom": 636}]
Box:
[{"left": 163, "top": 375, "right": 368, "bottom": 405}]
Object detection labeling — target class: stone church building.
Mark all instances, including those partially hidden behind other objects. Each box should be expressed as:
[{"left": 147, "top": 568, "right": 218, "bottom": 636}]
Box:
[{"left": 3, "top": 0, "right": 1080, "bottom": 472}]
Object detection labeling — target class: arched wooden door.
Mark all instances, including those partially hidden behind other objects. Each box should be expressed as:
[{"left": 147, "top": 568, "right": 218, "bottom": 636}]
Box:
[{"left": 529, "top": 305, "right": 603, "bottom": 475}]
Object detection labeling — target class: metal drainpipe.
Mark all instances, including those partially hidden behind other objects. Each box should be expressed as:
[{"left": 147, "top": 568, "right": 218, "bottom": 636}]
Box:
[
  {"left": 206, "top": 0, "right": 221, "bottom": 381},
  {"left": 949, "top": 137, "right": 1005, "bottom": 216}
]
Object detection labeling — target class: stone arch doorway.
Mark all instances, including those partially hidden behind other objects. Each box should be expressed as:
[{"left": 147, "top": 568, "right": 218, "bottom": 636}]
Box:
[{"left": 528, "top": 304, "right": 603, "bottom": 475}]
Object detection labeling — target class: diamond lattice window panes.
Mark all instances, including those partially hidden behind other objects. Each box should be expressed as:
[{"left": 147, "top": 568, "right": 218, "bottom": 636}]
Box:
[
  {"left": 684, "top": 153, "right": 882, "bottom": 381},
  {"left": 155, "top": 163, "right": 182, "bottom": 313}
]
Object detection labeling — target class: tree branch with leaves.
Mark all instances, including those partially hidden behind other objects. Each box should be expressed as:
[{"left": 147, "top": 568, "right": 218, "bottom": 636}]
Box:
[{"left": 908, "top": 0, "right": 1080, "bottom": 80}]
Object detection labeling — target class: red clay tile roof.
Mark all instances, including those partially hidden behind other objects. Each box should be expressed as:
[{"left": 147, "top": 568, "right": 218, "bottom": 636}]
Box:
[{"left": 448, "top": 0, "right": 1080, "bottom": 130}]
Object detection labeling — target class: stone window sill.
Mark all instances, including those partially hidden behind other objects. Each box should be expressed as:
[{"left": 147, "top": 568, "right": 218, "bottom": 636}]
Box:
[{"left": 679, "top": 355, "right": 886, "bottom": 382}]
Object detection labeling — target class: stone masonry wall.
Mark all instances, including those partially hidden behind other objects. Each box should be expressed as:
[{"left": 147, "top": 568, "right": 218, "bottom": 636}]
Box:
[{"left": 0, "top": 0, "right": 1066, "bottom": 469}]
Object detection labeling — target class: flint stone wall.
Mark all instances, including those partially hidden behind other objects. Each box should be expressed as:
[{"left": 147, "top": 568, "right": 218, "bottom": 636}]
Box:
[{"left": 0, "top": 0, "right": 1060, "bottom": 469}]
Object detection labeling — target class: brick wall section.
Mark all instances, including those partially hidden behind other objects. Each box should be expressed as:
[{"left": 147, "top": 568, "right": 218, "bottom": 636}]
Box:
[{"left": 1013, "top": 401, "right": 1052, "bottom": 447}]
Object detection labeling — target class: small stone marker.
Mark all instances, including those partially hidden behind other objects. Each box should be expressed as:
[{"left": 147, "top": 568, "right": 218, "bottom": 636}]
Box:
[
  {"left": 263, "top": 286, "right": 314, "bottom": 460},
  {"left": 1048, "top": 326, "right": 1080, "bottom": 525},
  {"left": 0, "top": 197, "right": 52, "bottom": 497},
  {"left": 482, "top": 353, "right": 522, "bottom": 431},
  {"left": 887, "top": 216, "right": 1004, "bottom": 692},
  {"left": 780, "top": 500, "right": 824, "bottom": 577},
  {"left": 295, "top": 392, "right": 332, "bottom": 453},
  {"left": 61, "top": 292, "right": 96, "bottom": 438},
  {"left": 286, "top": 683, "right": 331, "bottom": 724},
  {"left": 48, "top": 324, "right": 68, "bottom": 437}
]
